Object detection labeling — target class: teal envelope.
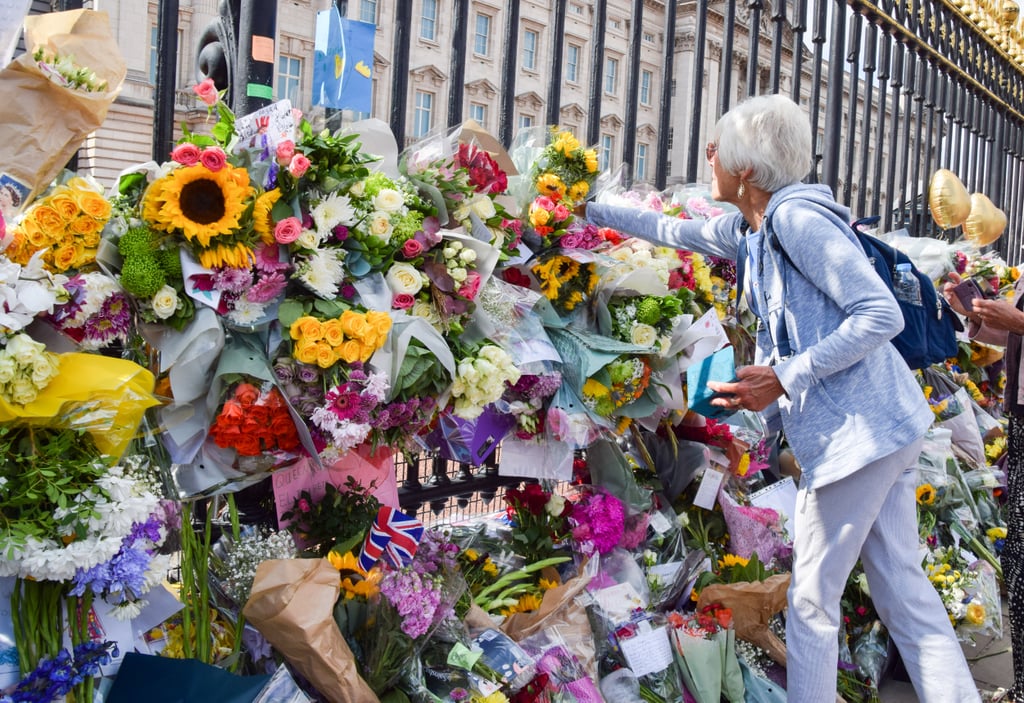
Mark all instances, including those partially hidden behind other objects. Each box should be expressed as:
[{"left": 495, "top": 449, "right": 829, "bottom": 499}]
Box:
[
  {"left": 686, "top": 346, "right": 737, "bottom": 419},
  {"left": 106, "top": 652, "right": 271, "bottom": 703}
]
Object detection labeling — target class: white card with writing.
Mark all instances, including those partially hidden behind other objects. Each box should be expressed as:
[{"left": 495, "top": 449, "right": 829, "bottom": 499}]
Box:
[
  {"left": 693, "top": 466, "right": 725, "bottom": 510},
  {"left": 619, "top": 622, "right": 674, "bottom": 677},
  {"left": 591, "top": 582, "right": 647, "bottom": 624}
]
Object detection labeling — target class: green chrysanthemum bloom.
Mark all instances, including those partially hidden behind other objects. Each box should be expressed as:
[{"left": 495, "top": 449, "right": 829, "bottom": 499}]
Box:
[
  {"left": 118, "top": 226, "right": 156, "bottom": 258},
  {"left": 635, "top": 297, "right": 662, "bottom": 325},
  {"left": 120, "top": 255, "right": 167, "bottom": 298}
]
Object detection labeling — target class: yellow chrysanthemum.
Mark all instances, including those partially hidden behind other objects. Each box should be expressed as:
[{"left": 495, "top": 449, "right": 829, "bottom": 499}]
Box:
[
  {"left": 535, "top": 172, "right": 565, "bottom": 198},
  {"left": 145, "top": 163, "right": 253, "bottom": 247},
  {"left": 253, "top": 188, "right": 283, "bottom": 244},
  {"left": 538, "top": 577, "right": 559, "bottom": 591},
  {"left": 916, "top": 483, "right": 936, "bottom": 505},
  {"left": 483, "top": 560, "right": 499, "bottom": 577}
]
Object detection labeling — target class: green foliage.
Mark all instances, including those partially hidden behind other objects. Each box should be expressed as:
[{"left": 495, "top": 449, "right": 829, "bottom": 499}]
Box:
[
  {"left": 0, "top": 426, "right": 108, "bottom": 559},
  {"left": 297, "top": 126, "right": 376, "bottom": 193},
  {"left": 280, "top": 475, "right": 381, "bottom": 557},
  {"left": 394, "top": 339, "right": 451, "bottom": 399}
]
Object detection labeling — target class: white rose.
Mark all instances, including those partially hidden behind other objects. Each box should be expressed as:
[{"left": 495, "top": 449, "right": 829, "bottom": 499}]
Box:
[
  {"left": 349, "top": 180, "right": 366, "bottom": 197},
  {"left": 373, "top": 188, "right": 405, "bottom": 213},
  {"left": 459, "top": 248, "right": 477, "bottom": 264},
  {"left": 6, "top": 334, "right": 44, "bottom": 366},
  {"left": 30, "top": 354, "right": 59, "bottom": 387},
  {"left": 296, "top": 228, "right": 321, "bottom": 250},
  {"left": 151, "top": 285, "right": 179, "bottom": 319},
  {"left": 469, "top": 194, "right": 497, "bottom": 219},
  {"left": 386, "top": 262, "right": 424, "bottom": 295},
  {"left": 0, "top": 355, "right": 16, "bottom": 383},
  {"left": 411, "top": 301, "right": 440, "bottom": 325},
  {"left": 545, "top": 494, "right": 566, "bottom": 516},
  {"left": 368, "top": 212, "right": 393, "bottom": 240},
  {"left": 630, "top": 323, "right": 658, "bottom": 347},
  {"left": 449, "top": 267, "right": 468, "bottom": 283},
  {"left": 10, "top": 377, "right": 38, "bottom": 405}
]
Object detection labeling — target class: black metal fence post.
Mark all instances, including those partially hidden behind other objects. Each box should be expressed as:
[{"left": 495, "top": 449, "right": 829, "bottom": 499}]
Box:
[
  {"left": 498, "top": 1, "right": 520, "bottom": 147},
  {"left": 389, "top": 0, "right": 412, "bottom": 144},
  {"left": 654, "top": 0, "right": 677, "bottom": 189},
  {"left": 620, "top": 0, "right": 644, "bottom": 188},
  {"left": 153, "top": 0, "right": 180, "bottom": 162},
  {"left": 447, "top": 0, "right": 469, "bottom": 128},
  {"left": 233, "top": 0, "right": 276, "bottom": 116}
]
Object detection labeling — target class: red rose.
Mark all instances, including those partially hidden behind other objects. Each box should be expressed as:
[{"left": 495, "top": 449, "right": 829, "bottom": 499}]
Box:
[
  {"left": 199, "top": 147, "right": 227, "bottom": 172},
  {"left": 502, "top": 268, "right": 532, "bottom": 288},
  {"left": 234, "top": 435, "right": 263, "bottom": 456},
  {"left": 392, "top": 293, "right": 415, "bottom": 309},
  {"left": 234, "top": 383, "right": 261, "bottom": 407}
]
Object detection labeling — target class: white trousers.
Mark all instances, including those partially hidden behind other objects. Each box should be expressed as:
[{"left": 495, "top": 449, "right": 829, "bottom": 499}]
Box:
[{"left": 786, "top": 437, "right": 981, "bottom": 702}]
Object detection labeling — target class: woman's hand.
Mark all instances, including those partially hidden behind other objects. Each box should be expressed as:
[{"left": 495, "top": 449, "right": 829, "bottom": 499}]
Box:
[
  {"left": 971, "top": 297, "right": 1024, "bottom": 335},
  {"left": 708, "top": 365, "right": 785, "bottom": 412},
  {"left": 940, "top": 271, "right": 973, "bottom": 318}
]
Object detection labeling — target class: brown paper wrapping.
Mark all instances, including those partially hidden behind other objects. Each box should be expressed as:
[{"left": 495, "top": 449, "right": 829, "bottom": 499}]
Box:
[
  {"left": 243, "top": 558, "right": 379, "bottom": 703},
  {"left": 0, "top": 9, "right": 126, "bottom": 206},
  {"left": 696, "top": 573, "right": 791, "bottom": 667}
]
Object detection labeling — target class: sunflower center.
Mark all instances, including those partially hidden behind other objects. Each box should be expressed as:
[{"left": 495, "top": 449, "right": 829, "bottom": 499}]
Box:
[{"left": 180, "top": 179, "right": 227, "bottom": 224}]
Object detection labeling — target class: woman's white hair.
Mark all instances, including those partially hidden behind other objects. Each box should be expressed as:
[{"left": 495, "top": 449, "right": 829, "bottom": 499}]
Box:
[{"left": 712, "top": 94, "right": 812, "bottom": 193}]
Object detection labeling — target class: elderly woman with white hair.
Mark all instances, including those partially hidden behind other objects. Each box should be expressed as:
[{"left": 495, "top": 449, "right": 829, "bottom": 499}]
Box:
[{"left": 583, "top": 94, "right": 979, "bottom": 702}]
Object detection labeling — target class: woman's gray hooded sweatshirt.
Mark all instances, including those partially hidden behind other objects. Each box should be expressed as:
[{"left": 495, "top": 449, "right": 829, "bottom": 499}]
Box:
[{"left": 586, "top": 183, "right": 932, "bottom": 490}]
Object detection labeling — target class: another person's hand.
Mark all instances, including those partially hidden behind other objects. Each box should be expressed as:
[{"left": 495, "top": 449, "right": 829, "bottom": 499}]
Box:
[
  {"left": 708, "top": 365, "right": 785, "bottom": 412},
  {"left": 971, "top": 297, "right": 1024, "bottom": 335},
  {"left": 573, "top": 202, "right": 588, "bottom": 219},
  {"left": 940, "top": 271, "right": 972, "bottom": 318}
]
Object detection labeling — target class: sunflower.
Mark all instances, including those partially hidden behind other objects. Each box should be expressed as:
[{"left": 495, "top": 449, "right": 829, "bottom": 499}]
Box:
[
  {"left": 718, "top": 553, "right": 750, "bottom": 570},
  {"left": 198, "top": 242, "right": 255, "bottom": 269},
  {"left": 535, "top": 172, "right": 565, "bottom": 198},
  {"left": 327, "top": 550, "right": 383, "bottom": 600},
  {"left": 916, "top": 483, "right": 936, "bottom": 505},
  {"left": 253, "top": 188, "right": 282, "bottom": 244},
  {"left": 144, "top": 163, "right": 253, "bottom": 247}
]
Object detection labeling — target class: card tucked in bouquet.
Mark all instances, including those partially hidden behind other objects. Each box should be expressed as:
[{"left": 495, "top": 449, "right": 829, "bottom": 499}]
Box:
[{"left": 686, "top": 346, "right": 737, "bottom": 419}]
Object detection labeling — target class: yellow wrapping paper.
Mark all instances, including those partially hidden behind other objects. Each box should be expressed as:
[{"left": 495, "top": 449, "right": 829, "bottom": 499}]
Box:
[
  {"left": 243, "top": 558, "right": 379, "bottom": 703},
  {"left": 0, "top": 9, "right": 126, "bottom": 205},
  {"left": 0, "top": 353, "right": 157, "bottom": 458}
]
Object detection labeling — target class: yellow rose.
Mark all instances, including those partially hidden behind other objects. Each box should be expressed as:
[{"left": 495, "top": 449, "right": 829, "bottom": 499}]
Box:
[
  {"left": 74, "top": 188, "right": 112, "bottom": 221},
  {"left": 70, "top": 215, "right": 100, "bottom": 236},
  {"left": 315, "top": 343, "right": 337, "bottom": 368},
  {"left": 21, "top": 220, "right": 49, "bottom": 248},
  {"left": 32, "top": 206, "right": 65, "bottom": 236},
  {"left": 366, "top": 310, "right": 393, "bottom": 338},
  {"left": 359, "top": 343, "right": 376, "bottom": 363},
  {"left": 529, "top": 204, "right": 551, "bottom": 227},
  {"left": 290, "top": 315, "right": 324, "bottom": 342},
  {"left": 294, "top": 339, "right": 319, "bottom": 365},
  {"left": 49, "top": 193, "right": 79, "bottom": 221},
  {"left": 80, "top": 230, "right": 101, "bottom": 248},
  {"left": 52, "top": 243, "right": 79, "bottom": 272},
  {"left": 339, "top": 310, "right": 370, "bottom": 339},
  {"left": 338, "top": 340, "right": 363, "bottom": 364},
  {"left": 321, "top": 319, "right": 345, "bottom": 347}
]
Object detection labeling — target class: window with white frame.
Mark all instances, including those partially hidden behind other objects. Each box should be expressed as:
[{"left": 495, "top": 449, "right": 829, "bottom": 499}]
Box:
[
  {"left": 421, "top": 0, "right": 437, "bottom": 40},
  {"left": 640, "top": 70, "right": 652, "bottom": 105},
  {"left": 149, "top": 27, "right": 158, "bottom": 85},
  {"left": 360, "top": 0, "right": 377, "bottom": 23},
  {"left": 604, "top": 57, "right": 618, "bottom": 95},
  {"left": 469, "top": 102, "right": 486, "bottom": 124},
  {"left": 474, "top": 13, "right": 491, "bottom": 56},
  {"left": 522, "top": 29, "right": 537, "bottom": 70},
  {"left": 600, "top": 134, "right": 614, "bottom": 170},
  {"left": 643, "top": 31, "right": 655, "bottom": 43},
  {"left": 414, "top": 90, "right": 434, "bottom": 137},
  {"left": 518, "top": 114, "right": 534, "bottom": 130},
  {"left": 278, "top": 55, "right": 302, "bottom": 106},
  {"left": 635, "top": 143, "right": 648, "bottom": 181},
  {"left": 566, "top": 44, "right": 580, "bottom": 83},
  {"left": 570, "top": 3, "right": 584, "bottom": 14}
]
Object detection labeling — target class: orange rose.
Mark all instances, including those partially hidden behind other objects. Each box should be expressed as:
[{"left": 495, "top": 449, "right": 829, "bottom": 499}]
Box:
[
  {"left": 49, "top": 193, "right": 79, "bottom": 221},
  {"left": 21, "top": 220, "right": 49, "bottom": 248},
  {"left": 338, "top": 340, "right": 363, "bottom": 364},
  {"left": 290, "top": 315, "right": 324, "bottom": 342},
  {"left": 339, "top": 310, "right": 370, "bottom": 339},
  {"left": 234, "top": 435, "right": 263, "bottom": 456},
  {"left": 315, "top": 342, "right": 337, "bottom": 368},
  {"left": 32, "top": 206, "right": 65, "bottom": 236},
  {"left": 294, "top": 339, "right": 319, "bottom": 365},
  {"left": 321, "top": 319, "right": 345, "bottom": 347},
  {"left": 52, "top": 243, "right": 79, "bottom": 272},
  {"left": 234, "top": 382, "right": 261, "bottom": 407}
]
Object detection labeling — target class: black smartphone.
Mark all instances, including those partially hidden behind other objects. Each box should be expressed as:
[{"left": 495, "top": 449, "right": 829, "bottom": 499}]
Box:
[{"left": 952, "top": 278, "right": 995, "bottom": 313}]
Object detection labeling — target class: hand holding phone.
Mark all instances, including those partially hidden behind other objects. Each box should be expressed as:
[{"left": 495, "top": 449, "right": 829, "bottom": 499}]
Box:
[{"left": 952, "top": 278, "right": 994, "bottom": 313}]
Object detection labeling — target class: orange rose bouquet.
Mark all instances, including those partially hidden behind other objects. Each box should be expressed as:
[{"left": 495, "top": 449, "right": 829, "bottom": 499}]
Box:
[{"left": 208, "top": 380, "right": 301, "bottom": 457}]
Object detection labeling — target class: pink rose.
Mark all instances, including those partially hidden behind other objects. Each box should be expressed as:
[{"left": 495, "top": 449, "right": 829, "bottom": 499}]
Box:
[
  {"left": 401, "top": 238, "right": 424, "bottom": 258},
  {"left": 200, "top": 147, "right": 227, "bottom": 172},
  {"left": 170, "top": 142, "right": 201, "bottom": 166},
  {"left": 289, "top": 154, "right": 311, "bottom": 178},
  {"left": 193, "top": 78, "right": 219, "bottom": 107},
  {"left": 291, "top": 108, "right": 303, "bottom": 124},
  {"left": 274, "top": 217, "right": 303, "bottom": 244},
  {"left": 276, "top": 140, "right": 296, "bottom": 165},
  {"left": 553, "top": 204, "right": 571, "bottom": 221},
  {"left": 392, "top": 293, "right": 416, "bottom": 309},
  {"left": 458, "top": 271, "right": 482, "bottom": 300},
  {"left": 535, "top": 196, "right": 557, "bottom": 210}
]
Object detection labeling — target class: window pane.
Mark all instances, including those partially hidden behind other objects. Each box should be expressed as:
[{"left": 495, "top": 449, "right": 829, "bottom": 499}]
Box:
[
  {"left": 474, "top": 14, "right": 490, "bottom": 55},
  {"left": 150, "top": 27, "right": 158, "bottom": 85},
  {"left": 470, "top": 103, "right": 486, "bottom": 123},
  {"left": 421, "top": 0, "right": 437, "bottom": 40},
  {"left": 277, "top": 56, "right": 302, "bottom": 106},
  {"left": 360, "top": 0, "right": 377, "bottom": 24},
  {"left": 567, "top": 45, "right": 579, "bottom": 83},
  {"left": 605, "top": 58, "right": 618, "bottom": 94},
  {"left": 519, "top": 115, "right": 534, "bottom": 130},
  {"left": 600, "top": 135, "right": 613, "bottom": 170},
  {"left": 523, "top": 30, "right": 537, "bottom": 70},
  {"left": 414, "top": 91, "right": 433, "bottom": 137},
  {"left": 640, "top": 70, "right": 652, "bottom": 105},
  {"left": 636, "top": 144, "right": 648, "bottom": 181}
]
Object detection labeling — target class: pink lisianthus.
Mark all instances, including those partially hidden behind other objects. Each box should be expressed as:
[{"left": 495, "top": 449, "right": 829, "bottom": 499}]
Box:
[
  {"left": 289, "top": 154, "right": 311, "bottom": 178},
  {"left": 200, "top": 146, "right": 228, "bottom": 172},
  {"left": 193, "top": 78, "right": 219, "bottom": 106},
  {"left": 171, "top": 142, "right": 201, "bottom": 166},
  {"left": 274, "top": 217, "right": 303, "bottom": 244}
]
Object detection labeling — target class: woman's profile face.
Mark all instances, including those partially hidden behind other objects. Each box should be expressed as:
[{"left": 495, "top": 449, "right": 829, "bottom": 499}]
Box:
[{"left": 708, "top": 143, "right": 741, "bottom": 205}]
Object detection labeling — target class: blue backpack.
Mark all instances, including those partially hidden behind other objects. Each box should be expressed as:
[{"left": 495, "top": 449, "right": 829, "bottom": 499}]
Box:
[{"left": 740, "top": 216, "right": 961, "bottom": 370}]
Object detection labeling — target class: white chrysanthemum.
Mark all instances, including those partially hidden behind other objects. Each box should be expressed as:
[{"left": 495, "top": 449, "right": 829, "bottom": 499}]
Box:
[
  {"left": 296, "top": 250, "right": 345, "bottom": 299},
  {"left": 365, "top": 371, "right": 390, "bottom": 401},
  {"left": 227, "top": 298, "right": 268, "bottom": 326},
  {"left": 312, "top": 193, "right": 356, "bottom": 233}
]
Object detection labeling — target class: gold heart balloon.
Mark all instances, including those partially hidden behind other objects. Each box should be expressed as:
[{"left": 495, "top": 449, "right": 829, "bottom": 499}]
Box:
[
  {"left": 963, "top": 192, "right": 1007, "bottom": 246},
  {"left": 928, "top": 169, "right": 971, "bottom": 228}
]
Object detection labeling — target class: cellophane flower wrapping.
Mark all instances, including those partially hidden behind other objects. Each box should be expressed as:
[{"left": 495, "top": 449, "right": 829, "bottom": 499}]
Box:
[{"left": 518, "top": 628, "right": 602, "bottom": 703}]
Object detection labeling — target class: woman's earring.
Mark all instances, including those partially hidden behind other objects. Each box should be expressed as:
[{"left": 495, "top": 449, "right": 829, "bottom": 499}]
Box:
[{"left": 737, "top": 181, "right": 746, "bottom": 199}]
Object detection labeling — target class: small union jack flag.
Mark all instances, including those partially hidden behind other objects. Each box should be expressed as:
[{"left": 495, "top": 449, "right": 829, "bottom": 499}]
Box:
[{"left": 358, "top": 506, "right": 424, "bottom": 571}]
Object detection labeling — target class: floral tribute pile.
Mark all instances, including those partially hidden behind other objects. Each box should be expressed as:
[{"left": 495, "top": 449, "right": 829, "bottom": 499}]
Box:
[{"left": 0, "top": 69, "right": 1011, "bottom": 703}]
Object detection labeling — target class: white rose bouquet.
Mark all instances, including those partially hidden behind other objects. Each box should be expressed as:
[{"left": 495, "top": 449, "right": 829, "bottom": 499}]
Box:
[{"left": 449, "top": 343, "right": 521, "bottom": 420}]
